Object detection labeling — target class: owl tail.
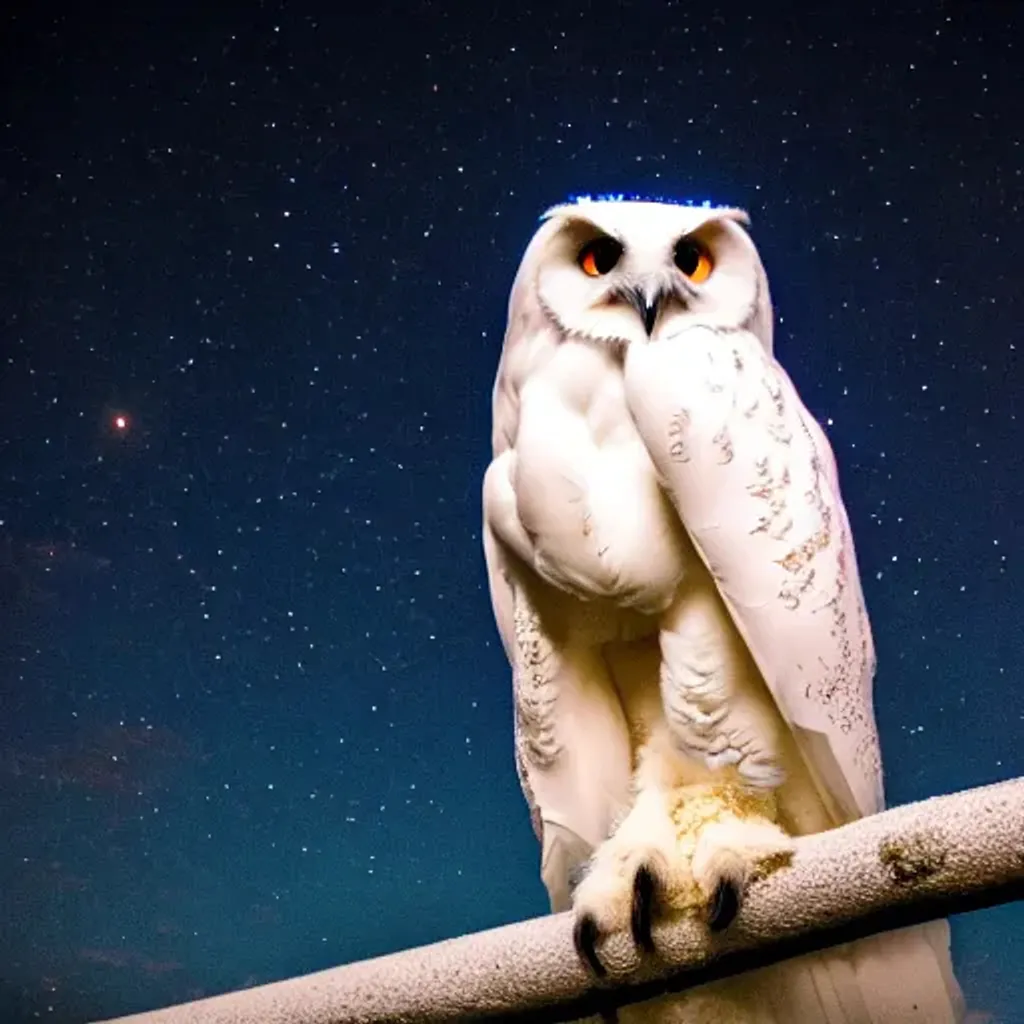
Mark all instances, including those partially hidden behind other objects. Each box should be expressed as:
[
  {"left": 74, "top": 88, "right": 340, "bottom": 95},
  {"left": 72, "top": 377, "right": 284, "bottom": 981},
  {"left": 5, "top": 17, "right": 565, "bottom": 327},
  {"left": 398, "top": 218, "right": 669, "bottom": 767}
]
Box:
[
  {"left": 616, "top": 919, "right": 963, "bottom": 1024},
  {"left": 843, "top": 919, "right": 965, "bottom": 1023}
]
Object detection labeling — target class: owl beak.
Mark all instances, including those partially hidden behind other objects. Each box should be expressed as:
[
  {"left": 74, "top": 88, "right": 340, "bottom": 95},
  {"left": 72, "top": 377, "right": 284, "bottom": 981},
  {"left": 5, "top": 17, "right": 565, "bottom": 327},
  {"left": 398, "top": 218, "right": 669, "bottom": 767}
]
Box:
[{"left": 630, "top": 287, "right": 663, "bottom": 337}]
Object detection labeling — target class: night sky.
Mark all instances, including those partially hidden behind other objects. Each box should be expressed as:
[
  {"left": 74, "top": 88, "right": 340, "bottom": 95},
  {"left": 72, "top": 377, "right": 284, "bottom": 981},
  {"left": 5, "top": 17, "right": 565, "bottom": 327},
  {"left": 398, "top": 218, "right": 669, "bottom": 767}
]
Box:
[{"left": 0, "top": 1, "right": 1021, "bottom": 1021}]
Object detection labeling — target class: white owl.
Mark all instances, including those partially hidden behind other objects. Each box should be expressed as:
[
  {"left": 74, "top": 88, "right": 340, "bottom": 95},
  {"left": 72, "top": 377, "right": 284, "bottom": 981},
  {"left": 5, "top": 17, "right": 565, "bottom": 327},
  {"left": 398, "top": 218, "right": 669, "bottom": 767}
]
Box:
[{"left": 482, "top": 198, "right": 964, "bottom": 1022}]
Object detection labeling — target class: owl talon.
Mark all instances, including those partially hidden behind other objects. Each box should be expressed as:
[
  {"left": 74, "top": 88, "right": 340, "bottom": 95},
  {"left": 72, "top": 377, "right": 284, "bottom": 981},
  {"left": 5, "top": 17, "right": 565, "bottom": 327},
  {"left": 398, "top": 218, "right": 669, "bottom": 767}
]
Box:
[
  {"left": 707, "top": 877, "right": 740, "bottom": 931},
  {"left": 573, "top": 911, "right": 607, "bottom": 978},
  {"left": 630, "top": 863, "right": 659, "bottom": 952}
]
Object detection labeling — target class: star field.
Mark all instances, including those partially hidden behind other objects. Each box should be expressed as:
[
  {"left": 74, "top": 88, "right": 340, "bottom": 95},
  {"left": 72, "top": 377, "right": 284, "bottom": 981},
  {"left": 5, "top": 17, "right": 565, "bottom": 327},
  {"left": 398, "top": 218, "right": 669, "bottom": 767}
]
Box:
[{"left": 0, "top": 1, "right": 1021, "bottom": 1020}]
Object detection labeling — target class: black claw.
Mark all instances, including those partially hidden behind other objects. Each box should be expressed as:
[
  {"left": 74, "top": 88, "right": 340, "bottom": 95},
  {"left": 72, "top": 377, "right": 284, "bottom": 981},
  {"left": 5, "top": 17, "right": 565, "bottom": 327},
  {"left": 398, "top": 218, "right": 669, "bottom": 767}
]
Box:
[
  {"left": 708, "top": 877, "right": 741, "bottom": 931},
  {"left": 573, "top": 912, "right": 607, "bottom": 977},
  {"left": 630, "top": 864, "right": 659, "bottom": 953}
]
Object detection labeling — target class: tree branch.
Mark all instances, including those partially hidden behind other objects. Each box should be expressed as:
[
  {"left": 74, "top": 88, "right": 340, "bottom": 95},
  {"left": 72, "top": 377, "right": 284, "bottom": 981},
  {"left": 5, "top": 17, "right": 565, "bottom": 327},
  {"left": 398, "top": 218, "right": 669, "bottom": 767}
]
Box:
[{"left": 95, "top": 775, "right": 1024, "bottom": 1024}]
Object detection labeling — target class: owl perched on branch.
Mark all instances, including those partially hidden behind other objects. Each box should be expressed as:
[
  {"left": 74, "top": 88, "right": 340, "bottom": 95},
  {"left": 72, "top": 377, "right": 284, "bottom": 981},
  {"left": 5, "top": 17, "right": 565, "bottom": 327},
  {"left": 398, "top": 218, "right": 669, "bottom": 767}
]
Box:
[{"left": 482, "top": 198, "right": 963, "bottom": 1022}]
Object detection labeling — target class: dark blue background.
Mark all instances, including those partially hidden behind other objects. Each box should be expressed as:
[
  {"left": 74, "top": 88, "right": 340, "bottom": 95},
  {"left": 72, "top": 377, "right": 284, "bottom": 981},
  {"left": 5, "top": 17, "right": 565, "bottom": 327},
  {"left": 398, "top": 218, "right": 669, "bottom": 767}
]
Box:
[{"left": 0, "top": 1, "right": 1020, "bottom": 1020}]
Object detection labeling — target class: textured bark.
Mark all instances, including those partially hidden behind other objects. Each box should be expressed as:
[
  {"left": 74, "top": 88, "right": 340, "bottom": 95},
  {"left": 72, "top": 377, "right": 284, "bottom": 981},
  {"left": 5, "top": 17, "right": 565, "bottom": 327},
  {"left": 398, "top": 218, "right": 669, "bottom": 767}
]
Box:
[{"left": 95, "top": 776, "right": 1024, "bottom": 1024}]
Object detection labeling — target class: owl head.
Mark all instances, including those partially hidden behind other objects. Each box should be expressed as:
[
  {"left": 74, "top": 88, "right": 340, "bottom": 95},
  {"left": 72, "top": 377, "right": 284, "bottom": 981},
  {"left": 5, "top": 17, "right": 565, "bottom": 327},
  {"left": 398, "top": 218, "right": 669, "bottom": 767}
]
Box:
[{"left": 508, "top": 198, "right": 773, "bottom": 353}]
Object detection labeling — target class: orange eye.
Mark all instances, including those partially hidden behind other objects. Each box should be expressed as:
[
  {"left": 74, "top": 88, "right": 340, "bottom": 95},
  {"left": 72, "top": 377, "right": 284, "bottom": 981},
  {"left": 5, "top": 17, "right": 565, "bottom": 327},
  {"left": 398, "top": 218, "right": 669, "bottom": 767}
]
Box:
[
  {"left": 674, "top": 238, "right": 712, "bottom": 283},
  {"left": 578, "top": 236, "right": 623, "bottom": 277}
]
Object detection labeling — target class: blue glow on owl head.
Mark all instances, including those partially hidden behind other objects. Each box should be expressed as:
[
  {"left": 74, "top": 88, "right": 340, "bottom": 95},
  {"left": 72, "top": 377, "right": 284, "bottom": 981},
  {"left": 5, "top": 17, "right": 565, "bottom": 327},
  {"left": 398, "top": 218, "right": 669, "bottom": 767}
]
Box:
[{"left": 564, "top": 192, "right": 726, "bottom": 210}]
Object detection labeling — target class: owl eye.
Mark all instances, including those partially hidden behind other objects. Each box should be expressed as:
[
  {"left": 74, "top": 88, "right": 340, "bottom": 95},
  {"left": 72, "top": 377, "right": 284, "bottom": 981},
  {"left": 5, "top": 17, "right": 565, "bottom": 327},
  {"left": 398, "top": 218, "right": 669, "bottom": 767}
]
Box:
[
  {"left": 674, "top": 238, "right": 713, "bottom": 283},
  {"left": 578, "top": 236, "right": 623, "bottom": 277}
]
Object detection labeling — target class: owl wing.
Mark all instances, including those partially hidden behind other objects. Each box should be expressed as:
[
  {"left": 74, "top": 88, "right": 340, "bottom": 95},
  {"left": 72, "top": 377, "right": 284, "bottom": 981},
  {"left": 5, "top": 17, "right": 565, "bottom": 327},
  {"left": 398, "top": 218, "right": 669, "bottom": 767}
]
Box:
[
  {"left": 624, "top": 326, "right": 883, "bottom": 823},
  {"left": 483, "top": 368, "right": 635, "bottom": 912}
]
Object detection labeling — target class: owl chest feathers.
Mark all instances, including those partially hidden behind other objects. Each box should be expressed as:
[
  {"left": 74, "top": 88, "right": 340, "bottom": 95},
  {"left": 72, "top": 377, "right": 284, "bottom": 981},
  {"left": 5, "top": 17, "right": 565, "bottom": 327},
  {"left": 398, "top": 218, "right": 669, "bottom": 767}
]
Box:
[{"left": 495, "top": 337, "right": 699, "bottom": 616}]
